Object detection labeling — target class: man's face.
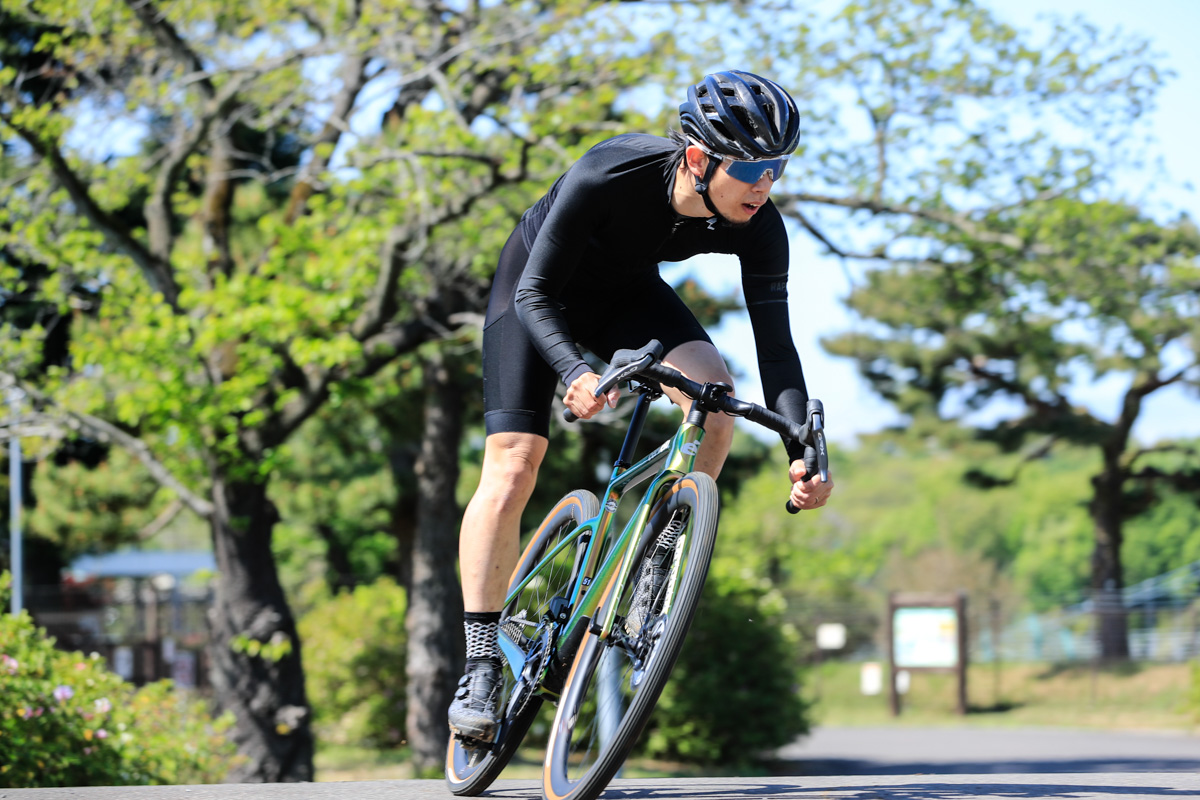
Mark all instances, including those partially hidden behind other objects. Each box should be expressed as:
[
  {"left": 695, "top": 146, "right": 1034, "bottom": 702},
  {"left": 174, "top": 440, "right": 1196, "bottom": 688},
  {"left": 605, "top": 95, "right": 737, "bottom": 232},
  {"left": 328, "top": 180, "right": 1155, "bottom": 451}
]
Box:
[
  {"left": 684, "top": 145, "right": 778, "bottom": 227},
  {"left": 707, "top": 160, "right": 775, "bottom": 227}
]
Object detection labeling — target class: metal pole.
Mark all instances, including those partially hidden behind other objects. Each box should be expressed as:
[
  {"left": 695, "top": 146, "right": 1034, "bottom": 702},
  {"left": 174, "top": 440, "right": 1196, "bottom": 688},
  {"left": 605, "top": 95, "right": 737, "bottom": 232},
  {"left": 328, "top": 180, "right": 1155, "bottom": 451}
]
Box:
[{"left": 8, "top": 387, "right": 23, "bottom": 616}]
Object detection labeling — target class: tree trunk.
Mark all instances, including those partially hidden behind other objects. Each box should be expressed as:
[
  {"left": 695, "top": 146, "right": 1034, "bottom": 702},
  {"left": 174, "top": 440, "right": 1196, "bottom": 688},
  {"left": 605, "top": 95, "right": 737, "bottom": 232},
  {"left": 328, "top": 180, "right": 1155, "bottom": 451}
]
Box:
[
  {"left": 387, "top": 444, "right": 418, "bottom": 590},
  {"left": 207, "top": 474, "right": 314, "bottom": 782},
  {"left": 406, "top": 353, "right": 466, "bottom": 773},
  {"left": 1090, "top": 466, "right": 1129, "bottom": 661},
  {"left": 315, "top": 521, "right": 356, "bottom": 593}
]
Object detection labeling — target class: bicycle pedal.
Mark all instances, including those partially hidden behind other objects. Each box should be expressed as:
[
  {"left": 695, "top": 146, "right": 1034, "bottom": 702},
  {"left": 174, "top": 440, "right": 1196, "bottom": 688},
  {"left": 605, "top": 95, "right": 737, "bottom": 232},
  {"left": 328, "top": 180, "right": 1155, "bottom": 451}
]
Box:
[{"left": 454, "top": 733, "right": 495, "bottom": 752}]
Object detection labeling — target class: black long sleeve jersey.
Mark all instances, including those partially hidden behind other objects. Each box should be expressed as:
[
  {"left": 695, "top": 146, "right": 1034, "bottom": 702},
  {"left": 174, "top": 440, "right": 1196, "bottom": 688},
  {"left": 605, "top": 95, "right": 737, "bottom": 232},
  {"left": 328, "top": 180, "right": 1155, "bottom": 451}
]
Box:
[{"left": 512, "top": 133, "right": 810, "bottom": 459}]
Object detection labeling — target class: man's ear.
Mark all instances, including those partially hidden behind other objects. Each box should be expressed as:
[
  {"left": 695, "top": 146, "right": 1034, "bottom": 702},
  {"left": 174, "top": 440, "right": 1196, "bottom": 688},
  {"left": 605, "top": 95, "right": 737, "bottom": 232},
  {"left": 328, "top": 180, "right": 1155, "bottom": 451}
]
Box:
[{"left": 684, "top": 145, "right": 709, "bottom": 178}]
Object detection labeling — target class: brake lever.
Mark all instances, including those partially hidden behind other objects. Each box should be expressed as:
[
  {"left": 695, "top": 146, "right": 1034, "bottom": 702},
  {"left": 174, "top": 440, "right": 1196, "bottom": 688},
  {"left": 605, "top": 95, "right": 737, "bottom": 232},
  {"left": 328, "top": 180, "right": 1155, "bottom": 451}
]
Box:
[
  {"left": 786, "top": 399, "right": 829, "bottom": 514},
  {"left": 562, "top": 352, "right": 657, "bottom": 423}
]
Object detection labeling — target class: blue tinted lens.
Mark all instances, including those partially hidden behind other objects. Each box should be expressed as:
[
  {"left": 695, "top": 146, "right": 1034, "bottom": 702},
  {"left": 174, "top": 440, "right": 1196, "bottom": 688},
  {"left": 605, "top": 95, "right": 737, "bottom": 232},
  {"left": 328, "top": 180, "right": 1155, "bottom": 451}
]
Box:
[{"left": 723, "top": 157, "right": 787, "bottom": 183}]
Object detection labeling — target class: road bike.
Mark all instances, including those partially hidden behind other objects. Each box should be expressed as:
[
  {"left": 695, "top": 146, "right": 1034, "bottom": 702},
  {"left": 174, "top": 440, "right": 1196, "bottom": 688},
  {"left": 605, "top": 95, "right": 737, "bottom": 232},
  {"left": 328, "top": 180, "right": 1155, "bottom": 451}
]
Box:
[{"left": 446, "top": 339, "right": 828, "bottom": 800}]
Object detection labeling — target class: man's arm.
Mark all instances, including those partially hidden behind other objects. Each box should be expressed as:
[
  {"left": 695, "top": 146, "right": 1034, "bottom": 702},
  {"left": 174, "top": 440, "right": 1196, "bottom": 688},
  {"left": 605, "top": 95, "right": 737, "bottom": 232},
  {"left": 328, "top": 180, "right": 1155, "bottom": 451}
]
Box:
[
  {"left": 739, "top": 204, "right": 810, "bottom": 463},
  {"left": 513, "top": 168, "right": 609, "bottom": 388},
  {"left": 739, "top": 203, "right": 833, "bottom": 508}
]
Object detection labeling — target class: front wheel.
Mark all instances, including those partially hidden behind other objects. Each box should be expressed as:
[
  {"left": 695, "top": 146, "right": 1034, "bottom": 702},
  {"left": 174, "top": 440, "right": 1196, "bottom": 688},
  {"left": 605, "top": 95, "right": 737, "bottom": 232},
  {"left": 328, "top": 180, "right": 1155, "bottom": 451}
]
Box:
[
  {"left": 446, "top": 489, "right": 600, "bottom": 796},
  {"left": 542, "top": 472, "right": 719, "bottom": 800}
]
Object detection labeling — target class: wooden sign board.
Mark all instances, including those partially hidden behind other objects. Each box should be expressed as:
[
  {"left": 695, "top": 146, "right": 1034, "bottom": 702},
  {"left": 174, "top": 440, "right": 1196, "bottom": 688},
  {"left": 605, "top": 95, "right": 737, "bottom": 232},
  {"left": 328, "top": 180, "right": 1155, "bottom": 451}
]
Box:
[{"left": 887, "top": 592, "right": 968, "bottom": 715}]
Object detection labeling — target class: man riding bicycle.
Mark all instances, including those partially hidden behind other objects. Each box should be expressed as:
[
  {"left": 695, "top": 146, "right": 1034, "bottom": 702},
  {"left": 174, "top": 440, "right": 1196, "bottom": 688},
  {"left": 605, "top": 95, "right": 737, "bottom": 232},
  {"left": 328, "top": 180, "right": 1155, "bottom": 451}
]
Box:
[{"left": 448, "top": 70, "right": 835, "bottom": 744}]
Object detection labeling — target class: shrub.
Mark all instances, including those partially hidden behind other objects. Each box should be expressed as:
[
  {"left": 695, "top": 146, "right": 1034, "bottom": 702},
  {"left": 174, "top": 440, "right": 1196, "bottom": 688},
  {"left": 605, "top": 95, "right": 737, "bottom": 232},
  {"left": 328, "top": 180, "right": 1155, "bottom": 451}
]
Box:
[
  {"left": 639, "top": 574, "right": 810, "bottom": 764},
  {"left": 298, "top": 578, "right": 408, "bottom": 747},
  {"left": 0, "top": 573, "right": 238, "bottom": 787}
]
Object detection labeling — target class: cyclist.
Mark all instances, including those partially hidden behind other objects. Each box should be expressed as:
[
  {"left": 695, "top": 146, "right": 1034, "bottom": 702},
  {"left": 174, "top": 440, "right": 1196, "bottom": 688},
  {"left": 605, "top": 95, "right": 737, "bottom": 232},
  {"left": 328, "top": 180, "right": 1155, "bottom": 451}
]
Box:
[{"left": 448, "top": 70, "right": 835, "bottom": 744}]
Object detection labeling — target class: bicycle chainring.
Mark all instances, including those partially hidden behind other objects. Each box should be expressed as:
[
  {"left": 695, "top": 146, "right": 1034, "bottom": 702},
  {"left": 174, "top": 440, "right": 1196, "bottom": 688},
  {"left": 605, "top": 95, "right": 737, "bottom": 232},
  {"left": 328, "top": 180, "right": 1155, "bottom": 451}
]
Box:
[{"left": 506, "top": 624, "right": 554, "bottom": 719}]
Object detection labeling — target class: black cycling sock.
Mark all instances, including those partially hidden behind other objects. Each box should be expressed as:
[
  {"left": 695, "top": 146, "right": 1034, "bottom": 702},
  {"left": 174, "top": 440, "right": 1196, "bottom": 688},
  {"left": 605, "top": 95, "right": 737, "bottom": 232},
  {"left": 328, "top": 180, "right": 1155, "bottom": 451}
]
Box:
[{"left": 464, "top": 611, "right": 502, "bottom": 662}]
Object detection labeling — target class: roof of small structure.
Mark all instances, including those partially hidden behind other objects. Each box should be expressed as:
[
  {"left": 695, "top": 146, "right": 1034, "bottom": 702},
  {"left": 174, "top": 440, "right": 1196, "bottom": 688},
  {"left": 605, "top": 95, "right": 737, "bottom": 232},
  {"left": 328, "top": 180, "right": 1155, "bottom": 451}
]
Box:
[{"left": 67, "top": 551, "right": 216, "bottom": 580}]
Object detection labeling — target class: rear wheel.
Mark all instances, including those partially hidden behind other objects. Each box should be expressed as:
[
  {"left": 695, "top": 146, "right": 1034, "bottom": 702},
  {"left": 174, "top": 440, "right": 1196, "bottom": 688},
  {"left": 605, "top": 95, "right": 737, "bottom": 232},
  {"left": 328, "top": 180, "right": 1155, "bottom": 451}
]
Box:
[
  {"left": 542, "top": 473, "right": 719, "bottom": 800},
  {"left": 446, "top": 489, "right": 599, "bottom": 796}
]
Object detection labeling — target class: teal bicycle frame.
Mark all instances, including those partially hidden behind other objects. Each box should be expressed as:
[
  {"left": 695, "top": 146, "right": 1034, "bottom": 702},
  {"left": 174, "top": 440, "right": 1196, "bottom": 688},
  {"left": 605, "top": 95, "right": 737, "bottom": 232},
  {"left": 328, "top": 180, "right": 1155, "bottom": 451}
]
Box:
[{"left": 496, "top": 388, "right": 704, "bottom": 682}]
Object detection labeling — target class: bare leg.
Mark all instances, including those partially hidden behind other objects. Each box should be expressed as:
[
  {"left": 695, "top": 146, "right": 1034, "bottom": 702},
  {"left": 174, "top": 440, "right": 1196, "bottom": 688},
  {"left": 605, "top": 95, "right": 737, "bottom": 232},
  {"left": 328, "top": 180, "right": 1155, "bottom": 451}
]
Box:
[
  {"left": 459, "top": 431, "right": 549, "bottom": 612},
  {"left": 661, "top": 341, "right": 735, "bottom": 479}
]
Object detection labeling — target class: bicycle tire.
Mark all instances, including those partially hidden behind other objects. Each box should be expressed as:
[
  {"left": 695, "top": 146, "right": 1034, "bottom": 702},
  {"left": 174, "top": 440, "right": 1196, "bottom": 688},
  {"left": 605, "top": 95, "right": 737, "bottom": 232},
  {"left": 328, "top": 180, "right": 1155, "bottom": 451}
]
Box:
[
  {"left": 542, "top": 472, "right": 719, "bottom": 800},
  {"left": 446, "top": 489, "right": 600, "bottom": 796}
]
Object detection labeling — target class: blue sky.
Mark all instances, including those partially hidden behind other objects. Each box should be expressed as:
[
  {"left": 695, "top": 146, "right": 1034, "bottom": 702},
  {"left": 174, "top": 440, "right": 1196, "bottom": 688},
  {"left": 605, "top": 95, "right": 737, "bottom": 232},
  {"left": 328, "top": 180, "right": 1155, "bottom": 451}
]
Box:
[{"left": 690, "top": 0, "right": 1200, "bottom": 445}]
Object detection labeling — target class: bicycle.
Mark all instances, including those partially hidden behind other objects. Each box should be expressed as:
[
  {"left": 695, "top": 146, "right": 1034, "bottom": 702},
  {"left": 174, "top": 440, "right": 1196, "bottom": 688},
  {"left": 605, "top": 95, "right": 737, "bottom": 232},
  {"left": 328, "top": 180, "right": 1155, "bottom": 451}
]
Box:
[{"left": 445, "top": 339, "right": 829, "bottom": 800}]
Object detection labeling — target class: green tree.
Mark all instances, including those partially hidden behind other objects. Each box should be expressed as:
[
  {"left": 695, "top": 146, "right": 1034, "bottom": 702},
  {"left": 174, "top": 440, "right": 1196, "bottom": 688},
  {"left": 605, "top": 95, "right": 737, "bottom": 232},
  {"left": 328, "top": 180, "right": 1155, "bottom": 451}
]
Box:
[
  {"left": 0, "top": 0, "right": 684, "bottom": 778},
  {"left": 732, "top": 0, "right": 1180, "bottom": 661},
  {"left": 825, "top": 201, "right": 1200, "bottom": 659}
]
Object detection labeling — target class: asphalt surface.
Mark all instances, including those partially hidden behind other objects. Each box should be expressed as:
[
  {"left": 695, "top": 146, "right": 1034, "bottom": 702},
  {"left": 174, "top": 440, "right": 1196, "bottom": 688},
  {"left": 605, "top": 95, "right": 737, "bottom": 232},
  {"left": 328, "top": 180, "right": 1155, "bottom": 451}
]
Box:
[
  {"left": 3, "top": 774, "right": 1200, "bottom": 800},
  {"left": 2, "top": 727, "right": 1197, "bottom": 799},
  {"left": 775, "top": 726, "right": 1200, "bottom": 775}
]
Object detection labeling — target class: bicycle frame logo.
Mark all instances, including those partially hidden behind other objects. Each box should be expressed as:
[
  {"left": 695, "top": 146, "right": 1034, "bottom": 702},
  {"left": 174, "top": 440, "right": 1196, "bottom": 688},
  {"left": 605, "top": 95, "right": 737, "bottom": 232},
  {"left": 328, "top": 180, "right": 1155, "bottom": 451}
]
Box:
[
  {"left": 605, "top": 499, "right": 619, "bottom": 513},
  {"left": 681, "top": 442, "right": 700, "bottom": 456}
]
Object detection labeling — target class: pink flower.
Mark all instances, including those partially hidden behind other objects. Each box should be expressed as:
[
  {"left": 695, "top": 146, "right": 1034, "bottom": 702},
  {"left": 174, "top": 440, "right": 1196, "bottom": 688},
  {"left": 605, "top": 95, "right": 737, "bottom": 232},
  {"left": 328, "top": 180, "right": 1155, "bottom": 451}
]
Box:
[
  {"left": 1, "top": 654, "right": 17, "bottom": 674},
  {"left": 95, "top": 728, "right": 109, "bottom": 739},
  {"left": 94, "top": 698, "right": 112, "bottom": 714},
  {"left": 52, "top": 685, "right": 74, "bottom": 703},
  {"left": 83, "top": 747, "right": 93, "bottom": 756}
]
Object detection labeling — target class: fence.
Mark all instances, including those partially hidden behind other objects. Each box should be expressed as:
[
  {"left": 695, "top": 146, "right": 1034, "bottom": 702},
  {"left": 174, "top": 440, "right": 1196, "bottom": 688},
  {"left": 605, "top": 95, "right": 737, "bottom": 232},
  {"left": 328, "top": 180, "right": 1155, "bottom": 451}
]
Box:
[
  {"left": 787, "top": 582, "right": 1200, "bottom": 666},
  {"left": 26, "top": 577, "right": 212, "bottom": 688}
]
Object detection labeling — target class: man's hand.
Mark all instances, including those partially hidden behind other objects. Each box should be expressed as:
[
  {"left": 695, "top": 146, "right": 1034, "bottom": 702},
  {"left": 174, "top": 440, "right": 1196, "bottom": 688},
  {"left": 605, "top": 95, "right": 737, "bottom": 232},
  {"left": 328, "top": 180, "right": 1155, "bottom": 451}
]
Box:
[
  {"left": 565, "top": 372, "right": 621, "bottom": 420},
  {"left": 788, "top": 458, "right": 833, "bottom": 511}
]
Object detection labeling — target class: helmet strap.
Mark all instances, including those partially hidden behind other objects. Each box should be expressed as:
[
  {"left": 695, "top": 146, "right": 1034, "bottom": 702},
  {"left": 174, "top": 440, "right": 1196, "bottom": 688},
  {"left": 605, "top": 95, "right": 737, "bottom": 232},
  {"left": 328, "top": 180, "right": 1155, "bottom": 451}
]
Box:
[{"left": 693, "top": 158, "right": 730, "bottom": 226}]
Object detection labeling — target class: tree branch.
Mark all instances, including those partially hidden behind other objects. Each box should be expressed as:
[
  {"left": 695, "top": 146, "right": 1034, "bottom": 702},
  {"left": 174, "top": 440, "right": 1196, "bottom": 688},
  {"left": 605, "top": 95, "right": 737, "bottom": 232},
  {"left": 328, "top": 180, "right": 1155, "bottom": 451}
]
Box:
[
  {"left": 0, "top": 104, "right": 181, "bottom": 309},
  {"left": 137, "top": 498, "right": 185, "bottom": 541},
  {"left": 1, "top": 373, "right": 214, "bottom": 517},
  {"left": 965, "top": 360, "right": 1064, "bottom": 417},
  {"left": 123, "top": 0, "right": 216, "bottom": 99},
  {"left": 283, "top": 52, "right": 371, "bottom": 225},
  {"left": 146, "top": 76, "right": 249, "bottom": 261},
  {"left": 787, "top": 205, "right": 888, "bottom": 260},
  {"left": 1126, "top": 442, "right": 1197, "bottom": 470},
  {"left": 774, "top": 192, "right": 1054, "bottom": 256}
]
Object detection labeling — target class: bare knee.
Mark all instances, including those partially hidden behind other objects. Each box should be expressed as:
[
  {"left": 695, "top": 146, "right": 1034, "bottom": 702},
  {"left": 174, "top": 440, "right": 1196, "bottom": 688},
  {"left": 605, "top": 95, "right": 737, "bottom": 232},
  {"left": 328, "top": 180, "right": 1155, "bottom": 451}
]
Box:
[{"left": 475, "top": 434, "right": 546, "bottom": 517}]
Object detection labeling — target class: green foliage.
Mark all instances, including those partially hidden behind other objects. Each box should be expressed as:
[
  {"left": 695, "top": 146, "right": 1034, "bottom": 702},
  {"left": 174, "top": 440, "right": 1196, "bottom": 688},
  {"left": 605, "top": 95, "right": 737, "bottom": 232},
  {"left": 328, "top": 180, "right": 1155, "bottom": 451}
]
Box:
[
  {"left": 27, "top": 447, "right": 169, "bottom": 558},
  {"left": 297, "top": 579, "right": 408, "bottom": 748},
  {"left": 716, "top": 421, "right": 1200, "bottom": 652},
  {"left": 0, "top": 573, "right": 237, "bottom": 787},
  {"left": 270, "top": 407, "right": 401, "bottom": 600},
  {"left": 640, "top": 574, "right": 809, "bottom": 764}
]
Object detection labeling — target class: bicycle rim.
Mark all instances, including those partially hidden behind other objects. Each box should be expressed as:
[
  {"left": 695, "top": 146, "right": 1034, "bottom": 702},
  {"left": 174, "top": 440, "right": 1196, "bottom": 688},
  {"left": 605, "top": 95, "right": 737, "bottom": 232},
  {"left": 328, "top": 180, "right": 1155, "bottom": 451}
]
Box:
[
  {"left": 543, "top": 473, "right": 718, "bottom": 800},
  {"left": 446, "top": 489, "right": 599, "bottom": 796}
]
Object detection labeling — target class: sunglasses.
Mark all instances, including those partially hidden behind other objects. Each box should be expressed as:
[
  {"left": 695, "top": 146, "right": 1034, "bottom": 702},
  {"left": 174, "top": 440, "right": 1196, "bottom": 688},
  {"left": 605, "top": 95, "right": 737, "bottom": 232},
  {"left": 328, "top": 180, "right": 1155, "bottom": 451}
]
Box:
[{"left": 722, "top": 156, "right": 788, "bottom": 184}]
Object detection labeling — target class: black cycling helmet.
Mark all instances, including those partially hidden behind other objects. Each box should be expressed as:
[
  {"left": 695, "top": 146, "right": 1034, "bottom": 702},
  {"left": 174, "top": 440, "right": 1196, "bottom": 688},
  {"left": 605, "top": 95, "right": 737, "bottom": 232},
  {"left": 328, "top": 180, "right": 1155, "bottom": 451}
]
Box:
[{"left": 679, "top": 70, "right": 800, "bottom": 160}]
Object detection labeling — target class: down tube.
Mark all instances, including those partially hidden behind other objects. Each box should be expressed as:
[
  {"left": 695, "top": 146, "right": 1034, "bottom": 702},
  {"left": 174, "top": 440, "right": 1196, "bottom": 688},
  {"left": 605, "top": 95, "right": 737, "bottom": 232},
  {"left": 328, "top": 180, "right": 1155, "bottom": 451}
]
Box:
[{"left": 587, "top": 421, "right": 706, "bottom": 637}]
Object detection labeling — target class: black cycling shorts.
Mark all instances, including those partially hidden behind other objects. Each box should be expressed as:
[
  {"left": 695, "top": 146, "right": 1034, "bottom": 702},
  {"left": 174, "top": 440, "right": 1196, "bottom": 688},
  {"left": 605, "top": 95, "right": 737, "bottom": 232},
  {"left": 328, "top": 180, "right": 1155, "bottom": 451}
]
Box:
[{"left": 482, "top": 227, "right": 711, "bottom": 438}]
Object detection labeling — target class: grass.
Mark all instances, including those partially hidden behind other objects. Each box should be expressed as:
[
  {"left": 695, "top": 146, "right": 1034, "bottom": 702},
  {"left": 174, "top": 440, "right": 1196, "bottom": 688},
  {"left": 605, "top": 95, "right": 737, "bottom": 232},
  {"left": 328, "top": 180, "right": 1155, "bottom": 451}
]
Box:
[
  {"left": 315, "top": 660, "right": 1199, "bottom": 781},
  {"left": 807, "top": 660, "right": 1197, "bottom": 731}
]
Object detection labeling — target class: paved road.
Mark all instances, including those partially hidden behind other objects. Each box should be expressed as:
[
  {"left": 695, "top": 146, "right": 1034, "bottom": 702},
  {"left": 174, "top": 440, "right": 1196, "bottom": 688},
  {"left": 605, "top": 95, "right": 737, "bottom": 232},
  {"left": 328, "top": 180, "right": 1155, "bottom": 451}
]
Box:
[
  {"left": 3, "top": 774, "right": 1200, "bottom": 800},
  {"left": 775, "top": 726, "right": 1200, "bottom": 775},
  {"left": 3, "top": 727, "right": 1197, "bottom": 799}
]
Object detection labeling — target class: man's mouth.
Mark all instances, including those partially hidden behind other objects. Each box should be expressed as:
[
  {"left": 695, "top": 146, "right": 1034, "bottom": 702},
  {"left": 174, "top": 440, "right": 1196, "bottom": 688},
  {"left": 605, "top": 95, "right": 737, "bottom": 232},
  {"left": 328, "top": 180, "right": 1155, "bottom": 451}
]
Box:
[{"left": 742, "top": 202, "right": 762, "bottom": 215}]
